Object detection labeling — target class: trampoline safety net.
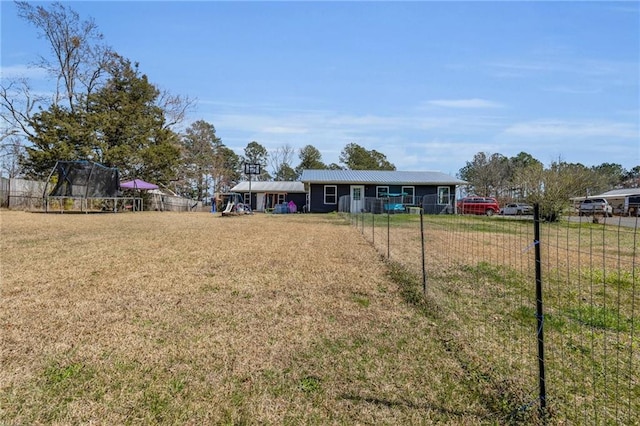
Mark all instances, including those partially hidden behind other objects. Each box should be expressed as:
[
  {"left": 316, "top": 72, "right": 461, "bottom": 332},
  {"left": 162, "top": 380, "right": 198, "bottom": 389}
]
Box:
[{"left": 48, "top": 160, "right": 120, "bottom": 198}]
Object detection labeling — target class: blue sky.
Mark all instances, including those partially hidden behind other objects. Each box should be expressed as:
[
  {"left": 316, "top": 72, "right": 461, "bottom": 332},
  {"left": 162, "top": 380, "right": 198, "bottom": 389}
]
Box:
[{"left": 2, "top": 1, "right": 639, "bottom": 176}]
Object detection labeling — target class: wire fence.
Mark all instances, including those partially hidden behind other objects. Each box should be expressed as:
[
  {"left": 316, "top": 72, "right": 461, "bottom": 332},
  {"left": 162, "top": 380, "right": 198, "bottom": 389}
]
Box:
[{"left": 340, "top": 194, "right": 638, "bottom": 424}]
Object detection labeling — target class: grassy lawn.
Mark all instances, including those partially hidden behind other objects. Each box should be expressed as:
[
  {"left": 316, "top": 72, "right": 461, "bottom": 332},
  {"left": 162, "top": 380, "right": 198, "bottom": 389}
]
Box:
[{"left": 1, "top": 210, "right": 511, "bottom": 425}]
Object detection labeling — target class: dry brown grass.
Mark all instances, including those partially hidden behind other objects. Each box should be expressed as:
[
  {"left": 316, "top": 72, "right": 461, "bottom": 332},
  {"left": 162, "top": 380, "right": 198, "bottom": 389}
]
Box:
[{"left": 1, "top": 210, "right": 502, "bottom": 425}]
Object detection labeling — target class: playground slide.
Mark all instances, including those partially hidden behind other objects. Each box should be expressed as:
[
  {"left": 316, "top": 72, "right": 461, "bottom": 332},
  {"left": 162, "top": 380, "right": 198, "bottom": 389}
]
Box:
[{"left": 222, "top": 201, "right": 234, "bottom": 215}]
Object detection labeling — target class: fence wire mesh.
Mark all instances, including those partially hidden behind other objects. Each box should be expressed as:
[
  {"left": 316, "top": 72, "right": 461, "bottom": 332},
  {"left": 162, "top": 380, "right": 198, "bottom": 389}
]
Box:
[{"left": 343, "top": 201, "right": 638, "bottom": 424}]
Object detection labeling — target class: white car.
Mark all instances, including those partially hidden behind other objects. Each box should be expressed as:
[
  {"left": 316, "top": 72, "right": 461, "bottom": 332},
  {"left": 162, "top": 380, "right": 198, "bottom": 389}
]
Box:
[
  {"left": 579, "top": 198, "right": 613, "bottom": 217},
  {"left": 500, "top": 203, "right": 533, "bottom": 215}
]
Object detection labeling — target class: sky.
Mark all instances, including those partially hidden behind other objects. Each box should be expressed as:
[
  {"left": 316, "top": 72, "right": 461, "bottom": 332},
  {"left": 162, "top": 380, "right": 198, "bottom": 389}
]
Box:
[{"left": 1, "top": 1, "right": 639, "bottom": 177}]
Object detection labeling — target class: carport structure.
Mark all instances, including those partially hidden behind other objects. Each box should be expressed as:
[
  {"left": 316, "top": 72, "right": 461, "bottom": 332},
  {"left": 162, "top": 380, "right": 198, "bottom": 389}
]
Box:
[{"left": 570, "top": 188, "right": 640, "bottom": 216}]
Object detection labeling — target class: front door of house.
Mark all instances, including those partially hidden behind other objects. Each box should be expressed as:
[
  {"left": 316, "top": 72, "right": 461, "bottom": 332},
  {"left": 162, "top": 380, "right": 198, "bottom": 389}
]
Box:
[
  {"left": 350, "top": 185, "right": 364, "bottom": 213},
  {"left": 256, "top": 193, "right": 265, "bottom": 212}
]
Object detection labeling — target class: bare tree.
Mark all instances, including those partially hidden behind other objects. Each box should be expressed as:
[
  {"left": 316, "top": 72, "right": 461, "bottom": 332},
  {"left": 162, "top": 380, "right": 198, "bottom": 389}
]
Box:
[
  {"left": 15, "top": 1, "right": 112, "bottom": 113},
  {"left": 0, "top": 78, "right": 44, "bottom": 141},
  {"left": 269, "top": 144, "right": 295, "bottom": 178},
  {"left": 157, "top": 90, "right": 196, "bottom": 130},
  {"left": 2, "top": 3, "right": 114, "bottom": 145},
  {"left": 0, "top": 136, "right": 25, "bottom": 178}
]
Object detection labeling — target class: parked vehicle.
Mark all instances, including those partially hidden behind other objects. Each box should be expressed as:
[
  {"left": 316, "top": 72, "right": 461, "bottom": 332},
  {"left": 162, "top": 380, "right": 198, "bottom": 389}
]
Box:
[
  {"left": 500, "top": 203, "right": 533, "bottom": 216},
  {"left": 579, "top": 198, "right": 613, "bottom": 217},
  {"left": 626, "top": 195, "right": 640, "bottom": 216},
  {"left": 457, "top": 196, "right": 500, "bottom": 216}
]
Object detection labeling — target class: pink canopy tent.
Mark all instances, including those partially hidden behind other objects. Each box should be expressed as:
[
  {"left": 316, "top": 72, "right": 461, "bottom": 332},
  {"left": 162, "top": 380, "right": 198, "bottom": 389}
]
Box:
[
  {"left": 120, "top": 179, "right": 158, "bottom": 190},
  {"left": 119, "top": 179, "right": 159, "bottom": 212}
]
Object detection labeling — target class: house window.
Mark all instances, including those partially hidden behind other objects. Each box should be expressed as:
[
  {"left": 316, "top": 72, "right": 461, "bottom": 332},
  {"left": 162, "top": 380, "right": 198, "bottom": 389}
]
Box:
[
  {"left": 265, "top": 193, "right": 286, "bottom": 209},
  {"left": 402, "top": 186, "right": 415, "bottom": 205},
  {"left": 324, "top": 185, "right": 337, "bottom": 204},
  {"left": 243, "top": 193, "right": 250, "bottom": 205},
  {"left": 376, "top": 186, "right": 389, "bottom": 198},
  {"left": 437, "top": 186, "right": 450, "bottom": 205}
]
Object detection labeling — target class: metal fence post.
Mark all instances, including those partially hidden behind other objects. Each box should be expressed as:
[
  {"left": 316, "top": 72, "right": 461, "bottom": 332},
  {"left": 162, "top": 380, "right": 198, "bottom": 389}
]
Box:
[
  {"left": 372, "top": 211, "right": 375, "bottom": 245},
  {"left": 534, "top": 203, "right": 547, "bottom": 418},
  {"left": 420, "top": 207, "right": 426, "bottom": 294},
  {"left": 387, "top": 209, "right": 390, "bottom": 259}
]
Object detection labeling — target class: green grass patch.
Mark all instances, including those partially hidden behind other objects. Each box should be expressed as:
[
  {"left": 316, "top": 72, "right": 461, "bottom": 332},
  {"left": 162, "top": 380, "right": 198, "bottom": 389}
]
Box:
[
  {"left": 462, "top": 261, "right": 528, "bottom": 288},
  {"left": 510, "top": 306, "right": 566, "bottom": 331},
  {"left": 457, "top": 220, "right": 519, "bottom": 234},
  {"left": 352, "top": 212, "right": 421, "bottom": 228},
  {"left": 583, "top": 268, "right": 635, "bottom": 290},
  {"left": 563, "top": 220, "right": 612, "bottom": 231},
  {"left": 299, "top": 375, "right": 322, "bottom": 394},
  {"left": 385, "top": 261, "right": 441, "bottom": 320},
  {"left": 351, "top": 292, "right": 371, "bottom": 308},
  {"left": 44, "top": 361, "right": 87, "bottom": 386},
  {"left": 32, "top": 359, "right": 97, "bottom": 422},
  {"left": 566, "top": 305, "right": 634, "bottom": 332}
]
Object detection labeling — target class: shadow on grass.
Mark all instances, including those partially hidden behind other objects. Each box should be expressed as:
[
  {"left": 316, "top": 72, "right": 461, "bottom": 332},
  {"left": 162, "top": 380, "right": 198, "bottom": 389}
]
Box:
[{"left": 340, "top": 393, "right": 487, "bottom": 419}]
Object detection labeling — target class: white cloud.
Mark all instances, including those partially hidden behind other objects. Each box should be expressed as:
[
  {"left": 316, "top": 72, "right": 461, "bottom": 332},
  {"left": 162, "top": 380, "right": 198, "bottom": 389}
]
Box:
[
  {"left": 261, "top": 126, "right": 309, "bottom": 134},
  {"left": 427, "top": 98, "right": 504, "bottom": 109},
  {"left": 0, "top": 64, "right": 47, "bottom": 80},
  {"left": 488, "top": 60, "right": 567, "bottom": 76},
  {"left": 541, "top": 85, "right": 602, "bottom": 95},
  {"left": 503, "top": 120, "right": 638, "bottom": 139},
  {"left": 196, "top": 100, "right": 513, "bottom": 174},
  {"left": 198, "top": 100, "right": 638, "bottom": 173},
  {"left": 487, "top": 58, "right": 638, "bottom": 85}
]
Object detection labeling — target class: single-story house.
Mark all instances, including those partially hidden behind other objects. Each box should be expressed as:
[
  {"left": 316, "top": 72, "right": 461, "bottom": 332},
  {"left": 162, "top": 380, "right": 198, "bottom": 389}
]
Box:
[
  {"left": 300, "top": 169, "right": 467, "bottom": 214},
  {"left": 229, "top": 181, "right": 306, "bottom": 212},
  {"left": 570, "top": 188, "right": 640, "bottom": 216}
]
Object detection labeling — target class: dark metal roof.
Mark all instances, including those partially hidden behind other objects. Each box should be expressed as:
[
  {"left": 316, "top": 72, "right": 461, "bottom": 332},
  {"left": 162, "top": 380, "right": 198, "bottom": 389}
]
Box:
[
  {"left": 300, "top": 169, "right": 467, "bottom": 185},
  {"left": 230, "top": 181, "right": 306, "bottom": 193}
]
